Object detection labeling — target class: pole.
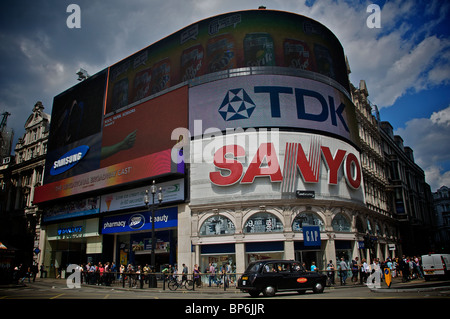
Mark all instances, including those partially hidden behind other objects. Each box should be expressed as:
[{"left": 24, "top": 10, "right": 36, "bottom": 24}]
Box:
[{"left": 151, "top": 191, "right": 156, "bottom": 273}]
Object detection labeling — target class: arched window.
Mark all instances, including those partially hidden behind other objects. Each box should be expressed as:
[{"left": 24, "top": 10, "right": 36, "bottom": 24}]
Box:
[
  {"left": 332, "top": 213, "right": 351, "bottom": 232},
  {"left": 199, "top": 215, "right": 235, "bottom": 236},
  {"left": 244, "top": 212, "right": 283, "bottom": 233},
  {"left": 292, "top": 212, "right": 324, "bottom": 232}
]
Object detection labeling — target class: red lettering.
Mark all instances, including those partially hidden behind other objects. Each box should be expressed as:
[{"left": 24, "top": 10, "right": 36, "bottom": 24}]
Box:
[
  {"left": 321, "top": 146, "right": 346, "bottom": 184},
  {"left": 209, "top": 141, "right": 362, "bottom": 191},
  {"left": 241, "top": 143, "right": 283, "bottom": 183},
  {"left": 344, "top": 153, "right": 362, "bottom": 189},
  {"left": 209, "top": 145, "right": 245, "bottom": 186},
  {"left": 296, "top": 143, "right": 320, "bottom": 183}
]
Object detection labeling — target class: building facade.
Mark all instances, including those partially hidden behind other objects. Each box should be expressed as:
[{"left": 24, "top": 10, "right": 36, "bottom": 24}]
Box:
[
  {"left": 379, "top": 121, "right": 435, "bottom": 255},
  {"left": 31, "top": 9, "right": 433, "bottom": 277},
  {"left": 433, "top": 186, "right": 450, "bottom": 252},
  {"left": 0, "top": 102, "right": 50, "bottom": 265}
]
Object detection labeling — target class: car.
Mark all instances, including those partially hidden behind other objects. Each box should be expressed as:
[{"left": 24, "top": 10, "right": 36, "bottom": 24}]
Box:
[{"left": 237, "top": 259, "right": 327, "bottom": 297}]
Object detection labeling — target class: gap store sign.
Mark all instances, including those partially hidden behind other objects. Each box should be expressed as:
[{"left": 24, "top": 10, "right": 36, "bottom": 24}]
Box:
[{"left": 101, "top": 207, "right": 177, "bottom": 234}]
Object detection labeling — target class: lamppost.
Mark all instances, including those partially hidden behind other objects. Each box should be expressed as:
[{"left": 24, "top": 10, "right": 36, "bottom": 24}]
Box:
[{"left": 144, "top": 180, "right": 163, "bottom": 276}]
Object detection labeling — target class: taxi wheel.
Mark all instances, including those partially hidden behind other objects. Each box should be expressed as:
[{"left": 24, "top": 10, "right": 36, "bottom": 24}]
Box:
[
  {"left": 312, "top": 282, "right": 324, "bottom": 293},
  {"left": 262, "top": 286, "right": 276, "bottom": 297}
]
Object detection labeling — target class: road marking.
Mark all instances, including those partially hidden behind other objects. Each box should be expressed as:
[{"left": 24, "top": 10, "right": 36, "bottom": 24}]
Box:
[
  {"left": 103, "top": 294, "right": 109, "bottom": 299},
  {"left": 50, "top": 293, "right": 64, "bottom": 299}
]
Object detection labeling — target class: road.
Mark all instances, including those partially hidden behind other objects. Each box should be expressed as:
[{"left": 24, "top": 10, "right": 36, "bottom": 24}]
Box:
[{"left": 1, "top": 278, "right": 448, "bottom": 317}]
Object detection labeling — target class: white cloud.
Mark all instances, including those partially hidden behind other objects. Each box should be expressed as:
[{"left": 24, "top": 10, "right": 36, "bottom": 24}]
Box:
[{"left": 395, "top": 105, "right": 450, "bottom": 191}]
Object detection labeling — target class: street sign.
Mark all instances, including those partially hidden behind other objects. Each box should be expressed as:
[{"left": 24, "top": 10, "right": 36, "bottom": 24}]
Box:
[{"left": 303, "top": 226, "right": 321, "bottom": 246}]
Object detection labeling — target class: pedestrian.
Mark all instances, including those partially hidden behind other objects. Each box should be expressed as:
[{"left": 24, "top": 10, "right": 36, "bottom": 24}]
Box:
[
  {"left": 310, "top": 261, "right": 317, "bottom": 272},
  {"left": 182, "top": 263, "right": 188, "bottom": 284},
  {"left": 360, "top": 258, "right": 369, "bottom": 284},
  {"left": 193, "top": 264, "right": 201, "bottom": 287},
  {"left": 339, "top": 257, "right": 348, "bottom": 285},
  {"left": 208, "top": 263, "right": 217, "bottom": 287},
  {"left": 351, "top": 257, "right": 359, "bottom": 284},
  {"left": 326, "top": 260, "right": 335, "bottom": 285}
]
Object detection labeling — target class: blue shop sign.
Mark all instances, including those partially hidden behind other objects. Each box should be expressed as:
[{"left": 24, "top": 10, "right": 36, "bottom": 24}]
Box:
[
  {"left": 101, "top": 207, "right": 177, "bottom": 234},
  {"left": 303, "top": 226, "right": 321, "bottom": 247}
]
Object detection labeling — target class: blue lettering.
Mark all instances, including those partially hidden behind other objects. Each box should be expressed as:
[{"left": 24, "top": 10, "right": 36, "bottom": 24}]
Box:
[
  {"left": 253, "top": 86, "right": 348, "bottom": 130},
  {"left": 328, "top": 96, "right": 349, "bottom": 132},
  {"left": 254, "top": 86, "right": 293, "bottom": 117},
  {"left": 295, "top": 88, "right": 328, "bottom": 122}
]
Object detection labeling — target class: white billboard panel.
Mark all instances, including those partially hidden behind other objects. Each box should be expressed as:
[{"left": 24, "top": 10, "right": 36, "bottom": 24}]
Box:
[
  {"left": 189, "top": 131, "right": 365, "bottom": 206},
  {"left": 189, "top": 75, "right": 358, "bottom": 145}
]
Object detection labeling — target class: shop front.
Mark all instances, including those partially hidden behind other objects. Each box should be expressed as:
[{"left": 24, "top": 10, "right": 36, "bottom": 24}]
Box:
[
  {"left": 43, "top": 218, "right": 101, "bottom": 278},
  {"left": 101, "top": 206, "right": 178, "bottom": 271}
]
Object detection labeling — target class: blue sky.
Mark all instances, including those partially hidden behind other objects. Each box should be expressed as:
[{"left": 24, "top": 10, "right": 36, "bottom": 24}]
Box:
[{"left": 0, "top": 0, "right": 449, "bottom": 191}]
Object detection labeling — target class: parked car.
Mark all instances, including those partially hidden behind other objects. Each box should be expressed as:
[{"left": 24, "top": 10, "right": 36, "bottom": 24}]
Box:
[
  {"left": 237, "top": 259, "right": 327, "bottom": 297},
  {"left": 421, "top": 254, "right": 450, "bottom": 281}
]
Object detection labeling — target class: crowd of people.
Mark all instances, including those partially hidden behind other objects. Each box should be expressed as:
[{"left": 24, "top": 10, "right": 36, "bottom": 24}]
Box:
[{"left": 323, "top": 255, "right": 424, "bottom": 286}]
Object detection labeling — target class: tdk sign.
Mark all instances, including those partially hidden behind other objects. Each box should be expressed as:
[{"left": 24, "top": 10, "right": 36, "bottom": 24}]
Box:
[
  {"left": 50, "top": 145, "right": 89, "bottom": 176},
  {"left": 253, "top": 86, "right": 349, "bottom": 132},
  {"left": 190, "top": 75, "right": 357, "bottom": 144}
]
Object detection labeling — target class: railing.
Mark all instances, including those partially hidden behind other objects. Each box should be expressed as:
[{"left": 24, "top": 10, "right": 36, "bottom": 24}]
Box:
[
  {"left": 76, "top": 270, "right": 345, "bottom": 291},
  {"left": 77, "top": 271, "right": 239, "bottom": 291}
]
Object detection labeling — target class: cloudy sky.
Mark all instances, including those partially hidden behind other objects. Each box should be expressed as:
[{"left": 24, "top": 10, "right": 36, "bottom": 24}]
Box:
[{"left": 0, "top": 0, "right": 449, "bottom": 191}]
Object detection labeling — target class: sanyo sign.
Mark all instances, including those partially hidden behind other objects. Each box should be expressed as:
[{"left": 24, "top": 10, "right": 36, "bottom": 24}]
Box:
[
  {"left": 209, "top": 139, "right": 361, "bottom": 190},
  {"left": 187, "top": 131, "right": 364, "bottom": 204}
]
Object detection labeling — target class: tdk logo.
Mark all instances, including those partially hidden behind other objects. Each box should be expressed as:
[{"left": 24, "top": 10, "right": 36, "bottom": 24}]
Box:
[
  {"left": 218, "top": 86, "right": 349, "bottom": 132},
  {"left": 218, "top": 88, "right": 256, "bottom": 121}
]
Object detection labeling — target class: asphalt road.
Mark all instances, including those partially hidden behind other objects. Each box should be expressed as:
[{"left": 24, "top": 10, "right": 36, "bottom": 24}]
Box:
[{"left": 1, "top": 278, "right": 448, "bottom": 317}]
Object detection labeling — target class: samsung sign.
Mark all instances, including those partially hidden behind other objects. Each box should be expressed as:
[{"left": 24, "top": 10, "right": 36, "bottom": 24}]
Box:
[
  {"left": 50, "top": 145, "right": 89, "bottom": 176},
  {"left": 101, "top": 207, "right": 177, "bottom": 234},
  {"left": 189, "top": 75, "right": 358, "bottom": 145}
]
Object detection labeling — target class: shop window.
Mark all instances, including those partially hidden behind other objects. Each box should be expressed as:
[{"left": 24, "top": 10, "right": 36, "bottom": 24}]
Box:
[
  {"left": 331, "top": 213, "right": 351, "bottom": 232},
  {"left": 244, "top": 212, "right": 283, "bottom": 233},
  {"left": 367, "top": 219, "right": 373, "bottom": 235},
  {"left": 199, "top": 215, "right": 235, "bottom": 236},
  {"left": 292, "top": 212, "right": 324, "bottom": 232}
]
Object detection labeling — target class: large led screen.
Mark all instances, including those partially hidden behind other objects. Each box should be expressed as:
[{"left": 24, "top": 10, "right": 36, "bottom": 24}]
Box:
[
  {"left": 105, "top": 9, "right": 349, "bottom": 115},
  {"left": 44, "top": 69, "right": 107, "bottom": 185},
  {"left": 34, "top": 85, "right": 188, "bottom": 204}
]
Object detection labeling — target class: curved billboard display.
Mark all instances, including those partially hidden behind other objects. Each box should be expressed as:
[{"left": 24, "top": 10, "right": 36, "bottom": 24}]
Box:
[
  {"left": 188, "top": 74, "right": 358, "bottom": 146},
  {"left": 105, "top": 9, "right": 349, "bottom": 115},
  {"left": 189, "top": 131, "right": 365, "bottom": 206}
]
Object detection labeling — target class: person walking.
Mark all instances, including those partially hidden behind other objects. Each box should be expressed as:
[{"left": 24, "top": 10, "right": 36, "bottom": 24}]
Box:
[
  {"left": 326, "top": 260, "right": 335, "bottom": 285},
  {"left": 182, "top": 263, "right": 188, "bottom": 284},
  {"left": 193, "top": 264, "right": 201, "bottom": 287},
  {"left": 208, "top": 263, "right": 217, "bottom": 287},
  {"left": 351, "top": 257, "right": 359, "bottom": 284},
  {"left": 339, "top": 257, "right": 348, "bottom": 285}
]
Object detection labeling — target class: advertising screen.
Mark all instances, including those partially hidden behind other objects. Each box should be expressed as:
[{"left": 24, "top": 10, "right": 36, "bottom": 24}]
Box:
[
  {"left": 44, "top": 69, "right": 107, "bottom": 185},
  {"left": 101, "top": 86, "right": 188, "bottom": 168},
  {"left": 189, "top": 74, "right": 358, "bottom": 146},
  {"left": 36, "top": 79, "right": 188, "bottom": 204},
  {"left": 105, "top": 10, "right": 349, "bottom": 115}
]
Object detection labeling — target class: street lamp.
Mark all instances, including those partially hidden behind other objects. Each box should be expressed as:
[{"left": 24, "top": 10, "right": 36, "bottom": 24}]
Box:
[{"left": 144, "top": 180, "right": 163, "bottom": 278}]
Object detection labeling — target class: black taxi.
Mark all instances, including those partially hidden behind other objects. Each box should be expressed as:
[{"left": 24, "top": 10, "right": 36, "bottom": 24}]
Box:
[{"left": 237, "top": 260, "right": 327, "bottom": 297}]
